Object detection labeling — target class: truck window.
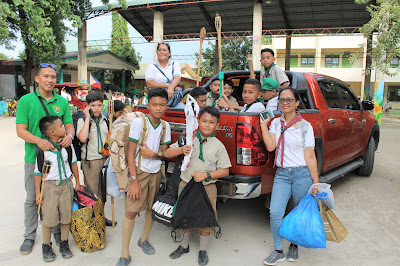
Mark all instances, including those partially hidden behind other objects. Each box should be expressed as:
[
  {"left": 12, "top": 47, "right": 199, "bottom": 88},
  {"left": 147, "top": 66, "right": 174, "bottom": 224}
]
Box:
[
  {"left": 298, "top": 90, "right": 312, "bottom": 109},
  {"left": 336, "top": 85, "right": 361, "bottom": 110},
  {"left": 319, "top": 81, "right": 341, "bottom": 108}
]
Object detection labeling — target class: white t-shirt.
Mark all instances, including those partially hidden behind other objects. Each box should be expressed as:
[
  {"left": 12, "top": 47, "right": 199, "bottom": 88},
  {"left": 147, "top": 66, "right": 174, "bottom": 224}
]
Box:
[
  {"left": 241, "top": 102, "right": 265, "bottom": 113},
  {"left": 266, "top": 96, "right": 278, "bottom": 111},
  {"left": 34, "top": 146, "right": 77, "bottom": 181},
  {"left": 128, "top": 115, "right": 171, "bottom": 173},
  {"left": 145, "top": 60, "right": 181, "bottom": 84},
  {"left": 269, "top": 117, "right": 315, "bottom": 168}
]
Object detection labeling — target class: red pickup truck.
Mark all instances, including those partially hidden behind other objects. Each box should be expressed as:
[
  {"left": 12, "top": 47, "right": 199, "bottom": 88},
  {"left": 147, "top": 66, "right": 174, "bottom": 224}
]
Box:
[{"left": 135, "top": 71, "right": 379, "bottom": 200}]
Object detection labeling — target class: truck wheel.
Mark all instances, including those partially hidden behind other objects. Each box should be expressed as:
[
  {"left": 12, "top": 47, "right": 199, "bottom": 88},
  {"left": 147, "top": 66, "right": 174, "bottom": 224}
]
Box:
[{"left": 357, "top": 137, "right": 375, "bottom": 177}]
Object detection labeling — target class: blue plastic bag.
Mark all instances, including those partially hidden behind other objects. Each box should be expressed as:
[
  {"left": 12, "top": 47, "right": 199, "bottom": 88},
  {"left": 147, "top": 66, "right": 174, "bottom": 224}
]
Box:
[
  {"left": 279, "top": 193, "right": 326, "bottom": 248},
  {"left": 106, "top": 159, "right": 124, "bottom": 198}
]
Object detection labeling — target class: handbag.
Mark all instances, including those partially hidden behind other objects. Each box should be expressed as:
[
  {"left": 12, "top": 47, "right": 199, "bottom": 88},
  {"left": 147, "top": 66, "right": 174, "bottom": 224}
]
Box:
[{"left": 318, "top": 199, "right": 349, "bottom": 243}]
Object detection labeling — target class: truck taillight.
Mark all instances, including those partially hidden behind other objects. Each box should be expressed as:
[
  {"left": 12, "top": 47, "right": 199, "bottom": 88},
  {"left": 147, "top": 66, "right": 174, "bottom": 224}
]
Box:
[{"left": 236, "top": 122, "right": 268, "bottom": 166}]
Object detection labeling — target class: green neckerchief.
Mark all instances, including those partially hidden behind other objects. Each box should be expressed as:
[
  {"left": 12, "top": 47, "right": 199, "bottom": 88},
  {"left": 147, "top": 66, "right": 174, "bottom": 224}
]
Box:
[
  {"left": 92, "top": 116, "right": 104, "bottom": 154},
  {"left": 210, "top": 91, "right": 219, "bottom": 108},
  {"left": 264, "top": 62, "right": 275, "bottom": 76},
  {"left": 244, "top": 98, "right": 264, "bottom": 112},
  {"left": 48, "top": 139, "right": 68, "bottom": 185},
  {"left": 195, "top": 130, "right": 215, "bottom": 162}
]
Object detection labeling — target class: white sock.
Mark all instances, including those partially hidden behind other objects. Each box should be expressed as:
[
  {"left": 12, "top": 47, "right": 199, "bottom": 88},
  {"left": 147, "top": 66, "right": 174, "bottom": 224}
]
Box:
[
  {"left": 181, "top": 231, "right": 190, "bottom": 248},
  {"left": 199, "top": 235, "right": 209, "bottom": 251}
]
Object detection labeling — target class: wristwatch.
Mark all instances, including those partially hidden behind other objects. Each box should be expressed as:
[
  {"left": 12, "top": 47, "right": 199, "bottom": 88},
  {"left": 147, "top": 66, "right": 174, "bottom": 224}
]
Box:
[
  {"left": 225, "top": 107, "right": 230, "bottom": 111},
  {"left": 68, "top": 134, "right": 74, "bottom": 141},
  {"left": 129, "top": 175, "right": 137, "bottom": 181},
  {"left": 205, "top": 172, "right": 212, "bottom": 182}
]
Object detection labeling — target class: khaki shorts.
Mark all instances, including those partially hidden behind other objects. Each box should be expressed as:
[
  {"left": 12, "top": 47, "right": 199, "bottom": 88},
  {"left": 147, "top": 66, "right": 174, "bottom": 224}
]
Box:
[
  {"left": 178, "top": 180, "right": 217, "bottom": 233},
  {"left": 81, "top": 158, "right": 106, "bottom": 197},
  {"left": 126, "top": 171, "right": 162, "bottom": 214},
  {"left": 41, "top": 178, "right": 74, "bottom": 227}
]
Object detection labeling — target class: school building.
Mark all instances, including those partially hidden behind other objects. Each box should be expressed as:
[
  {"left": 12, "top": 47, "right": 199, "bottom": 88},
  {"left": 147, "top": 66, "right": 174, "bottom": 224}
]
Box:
[{"left": 263, "top": 35, "right": 400, "bottom": 107}]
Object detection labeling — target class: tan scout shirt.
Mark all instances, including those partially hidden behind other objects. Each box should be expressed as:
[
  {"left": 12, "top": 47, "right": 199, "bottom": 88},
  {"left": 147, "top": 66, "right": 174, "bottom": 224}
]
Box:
[
  {"left": 260, "top": 64, "right": 289, "bottom": 88},
  {"left": 170, "top": 135, "right": 231, "bottom": 185},
  {"left": 77, "top": 115, "right": 108, "bottom": 160},
  {"left": 228, "top": 95, "right": 238, "bottom": 106},
  {"left": 206, "top": 92, "right": 218, "bottom": 107}
]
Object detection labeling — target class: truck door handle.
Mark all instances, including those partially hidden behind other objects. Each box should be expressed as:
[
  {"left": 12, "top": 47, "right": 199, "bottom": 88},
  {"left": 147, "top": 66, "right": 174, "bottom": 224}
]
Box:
[
  {"left": 328, "top": 118, "right": 336, "bottom": 124},
  {"left": 349, "top": 117, "right": 355, "bottom": 123}
]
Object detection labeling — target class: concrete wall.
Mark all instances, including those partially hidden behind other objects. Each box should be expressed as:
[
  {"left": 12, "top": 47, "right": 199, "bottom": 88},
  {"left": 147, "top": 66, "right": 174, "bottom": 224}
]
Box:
[{"left": 0, "top": 74, "right": 25, "bottom": 98}]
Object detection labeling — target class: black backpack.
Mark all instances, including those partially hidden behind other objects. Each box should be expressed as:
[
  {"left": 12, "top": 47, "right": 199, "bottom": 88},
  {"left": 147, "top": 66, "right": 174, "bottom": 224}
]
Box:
[
  {"left": 36, "top": 146, "right": 73, "bottom": 173},
  {"left": 152, "top": 134, "right": 186, "bottom": 226},
  {"left": 72, "top": 111, "right": 109, "bottom": 161}
]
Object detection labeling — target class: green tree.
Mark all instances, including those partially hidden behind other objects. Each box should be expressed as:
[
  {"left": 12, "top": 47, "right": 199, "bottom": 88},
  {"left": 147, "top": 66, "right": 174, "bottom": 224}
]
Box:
[
  {"left": 108, "top": 9, "right": 141, "bottom": 91},
  {"left": 195, "top": 38, "right": 253, "bottom": 77},
  {"left": 0, "top": 52, "right": 11, "bottom": 60},
  {"left": 357, "top": 0, "right": 400, "bottom": 76}
]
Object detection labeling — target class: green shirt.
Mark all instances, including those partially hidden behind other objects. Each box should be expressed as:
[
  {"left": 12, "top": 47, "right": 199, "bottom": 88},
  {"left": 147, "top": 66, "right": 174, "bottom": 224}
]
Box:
[{"left": 16, "top": 88, "right": 73, "bottom": 163}]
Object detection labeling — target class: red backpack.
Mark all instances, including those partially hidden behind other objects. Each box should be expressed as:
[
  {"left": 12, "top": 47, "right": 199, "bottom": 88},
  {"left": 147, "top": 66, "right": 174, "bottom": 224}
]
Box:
[{"left": 74, "top": 185, "right": 98, "bottom": 207}]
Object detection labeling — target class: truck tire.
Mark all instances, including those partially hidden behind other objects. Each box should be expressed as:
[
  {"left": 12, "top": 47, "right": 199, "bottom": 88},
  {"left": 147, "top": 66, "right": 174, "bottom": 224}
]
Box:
[{"left": 357, "top": 137, "right": 375, "bottom": 177}]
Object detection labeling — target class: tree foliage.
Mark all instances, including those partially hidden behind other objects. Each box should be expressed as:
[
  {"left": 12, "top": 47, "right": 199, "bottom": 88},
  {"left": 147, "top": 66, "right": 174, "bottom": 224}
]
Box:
[
  {"left": 356, "top": 0, "right": 400, "bottom": 76},
  {"left": 0, "top": 52, "right": 11, "bottom": 61},
  {"left": 195, "top": 38, "right": 253, "bottom": 77},
  {"left": 108, "top": 6, "right": 141, "bottom": 91}
]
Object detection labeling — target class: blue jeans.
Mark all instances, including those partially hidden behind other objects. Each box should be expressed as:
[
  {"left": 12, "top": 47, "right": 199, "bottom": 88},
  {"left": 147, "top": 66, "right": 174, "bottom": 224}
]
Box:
[{"left": 269, "top": 166, "right": 312, "bottom": 250}]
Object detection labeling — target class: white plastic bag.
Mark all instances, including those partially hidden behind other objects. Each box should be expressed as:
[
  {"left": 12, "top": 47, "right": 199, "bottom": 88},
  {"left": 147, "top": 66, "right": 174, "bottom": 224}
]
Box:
[
  {"left": 181, "top": 95, "right": 199, "bottom": 172},
  {"left": 308, "top": 183, "right": 334, "bottom": 210},
  {"left": 106, "top": 158, "right": 124, "bottom": 198}
]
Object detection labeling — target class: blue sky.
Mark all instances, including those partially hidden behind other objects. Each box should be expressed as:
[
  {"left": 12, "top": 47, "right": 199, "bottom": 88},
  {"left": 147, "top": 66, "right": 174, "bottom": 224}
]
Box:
[{"left": 0, "top": 0, "right": 207, "bottom": 65}]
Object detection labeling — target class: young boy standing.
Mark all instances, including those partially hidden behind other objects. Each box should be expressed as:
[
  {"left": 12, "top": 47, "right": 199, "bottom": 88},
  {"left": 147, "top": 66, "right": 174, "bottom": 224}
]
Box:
[
  {"left": 240, "top": 78, "right": 265, "bottom": 113},
  {"left": 205, "top": 79, "right": 221, "bottom": 108},
  {"left": 259, "top": 48, "right": 289, "bottom": 89},
  {"left": 261, "top": 78, "right": 280, "bottom": 111},
  {"left": 116, "top": 88, "right": 171, "bottom": 266},
  {"left": 35, "top": 116, "right": 80, "bottom": 262},
  {"left": 76, "top": 92, "right": 113, "bottom": 226},
  {"left": 164, "top": 106, "right": 231, "bottom": 266}
]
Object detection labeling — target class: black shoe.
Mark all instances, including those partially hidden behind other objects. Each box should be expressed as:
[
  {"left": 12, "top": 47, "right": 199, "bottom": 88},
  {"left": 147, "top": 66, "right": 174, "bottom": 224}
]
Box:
[
  {"left": 59, "top": 240, "right": 73, "bottom": 259},
  {"left": 116, "top": 256, "right": 131, "bottom": 266},
  {"left": 20, "top": 239, "right": 34, "bottom": 255},
  {"left": 105, "top": 218, "right": 117, "bottom": 227},
  {"left": 53, "top": 232, "right": 61, "bottom": 247},
  {"left": 169, "top": 246, "right": 190, "bottom": 259},
  {"left": 198, "top": 250, "right": 209, "bottom": 266},
  {"left": 42, "top": 243, "right": 56, "bottom": 262}
]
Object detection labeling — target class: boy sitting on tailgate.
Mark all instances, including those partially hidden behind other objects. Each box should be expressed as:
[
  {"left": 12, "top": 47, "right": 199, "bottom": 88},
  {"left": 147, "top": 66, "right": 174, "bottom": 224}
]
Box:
[
  {"left": 164, "top": 106, "right": 231, "bottom": 266},
  {"left": 216, "top": 80, "right": 241, "bottom": 111},
  {"left": 34, "top": 116, "right": 80, "bottom": 262},
  {"left": 240, "top": 78, "right": 265, "bottom": 113}
]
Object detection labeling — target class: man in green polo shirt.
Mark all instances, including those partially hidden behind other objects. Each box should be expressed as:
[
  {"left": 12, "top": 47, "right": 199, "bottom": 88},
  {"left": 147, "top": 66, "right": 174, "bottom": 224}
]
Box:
[{"left": 16, "top": 64, "right": 75, "bottom": 255}]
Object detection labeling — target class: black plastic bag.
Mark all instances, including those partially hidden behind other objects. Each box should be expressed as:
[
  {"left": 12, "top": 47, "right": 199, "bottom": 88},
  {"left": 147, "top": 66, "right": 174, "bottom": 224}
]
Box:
[{"left": 173, "top": 179, "right": 220, "bottom": 232}]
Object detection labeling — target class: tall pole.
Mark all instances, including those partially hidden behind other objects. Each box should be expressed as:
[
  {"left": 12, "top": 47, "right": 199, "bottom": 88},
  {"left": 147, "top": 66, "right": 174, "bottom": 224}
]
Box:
[
  {"left": 252, "top": 2, "right": 262, "bottom": 71},
  {"left": 78, "top": 20, "right": 88, "bottom": 83}
]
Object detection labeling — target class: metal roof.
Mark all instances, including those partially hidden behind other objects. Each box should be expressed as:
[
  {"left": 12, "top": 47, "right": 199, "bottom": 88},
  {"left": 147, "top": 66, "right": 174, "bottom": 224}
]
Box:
[{"left": 88, "top": 0, "right": 372, "bottom": 40}]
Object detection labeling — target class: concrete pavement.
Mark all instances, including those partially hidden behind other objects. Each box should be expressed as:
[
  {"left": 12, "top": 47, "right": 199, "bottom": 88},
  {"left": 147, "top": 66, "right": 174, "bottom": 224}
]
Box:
[{"left": 0, "top": 115, "right": 399, "bottom": 266}]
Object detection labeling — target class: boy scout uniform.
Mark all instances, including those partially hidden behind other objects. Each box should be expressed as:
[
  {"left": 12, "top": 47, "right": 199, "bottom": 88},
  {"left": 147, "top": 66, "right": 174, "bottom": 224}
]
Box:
[{"left": 170, "top": 134, "right": 231, "bottom": 232}]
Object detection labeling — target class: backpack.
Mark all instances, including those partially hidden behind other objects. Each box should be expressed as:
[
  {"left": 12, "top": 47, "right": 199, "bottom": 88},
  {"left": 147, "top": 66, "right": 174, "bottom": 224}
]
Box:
[
  {"left": 72, "top": 111, "right": 109, "bottom": 161},
  {"left": 35, "top": 146, "right": 73, "bottom": 173},
  {"left": 109, "top": 112, "right": 167, "bottom": 192}
]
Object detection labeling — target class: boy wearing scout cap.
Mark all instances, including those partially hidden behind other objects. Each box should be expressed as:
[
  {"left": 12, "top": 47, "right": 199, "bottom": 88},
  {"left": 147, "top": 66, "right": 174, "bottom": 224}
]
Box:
[{"left": 261, "top": 78, "right": 280, "bottom": 111}]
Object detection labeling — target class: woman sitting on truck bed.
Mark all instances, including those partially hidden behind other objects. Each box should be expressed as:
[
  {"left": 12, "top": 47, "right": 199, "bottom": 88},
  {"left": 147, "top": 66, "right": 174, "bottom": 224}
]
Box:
[{"left": 259, "top": 87, "right": 319, "bottom": 265}]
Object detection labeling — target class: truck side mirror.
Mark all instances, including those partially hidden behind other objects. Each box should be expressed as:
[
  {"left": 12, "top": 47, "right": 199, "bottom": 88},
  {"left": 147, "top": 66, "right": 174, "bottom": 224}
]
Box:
[{"left": 361, "top": 100, "right": 374, "bottom": 111}]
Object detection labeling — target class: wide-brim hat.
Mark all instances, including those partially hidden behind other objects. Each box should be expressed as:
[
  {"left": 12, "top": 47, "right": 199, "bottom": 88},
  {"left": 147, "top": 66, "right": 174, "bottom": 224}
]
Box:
[{"left": 261, "top": 78, "right": 279, "bottom": 91}]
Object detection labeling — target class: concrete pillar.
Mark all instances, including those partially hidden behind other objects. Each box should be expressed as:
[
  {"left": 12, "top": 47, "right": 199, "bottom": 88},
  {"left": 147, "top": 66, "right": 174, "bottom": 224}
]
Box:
[
  {"left": 285, "top": 36, "right": 292, "bottom": 70},
  {"left": 78, "top": 20, "right": 88, "bottom": 83},
  {"left": 153, "top": 11, "right": 164, "bottom": 62},
  {"left": 361, "top": 34, "right": 372, "bottom": 100},
  {"left": 252, "top": 2, "right": 262, "bottom": 71},
  {"left": 59, "top": 66, "right": 63, "bottom": 84},
  {"left": 314, "top": 35, "right": 321, "bottom": 73},
  {"left": 14, "top": 65, "right": 18, "bottom": 98},
  {"left": 121, "top": 69, "right": 126, "bottom": 93}
]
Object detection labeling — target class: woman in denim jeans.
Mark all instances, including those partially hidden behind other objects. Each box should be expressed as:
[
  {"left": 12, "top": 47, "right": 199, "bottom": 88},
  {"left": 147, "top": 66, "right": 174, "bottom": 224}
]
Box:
[{"left": 260, "top": 87, "right": 319, "bottom": 265}]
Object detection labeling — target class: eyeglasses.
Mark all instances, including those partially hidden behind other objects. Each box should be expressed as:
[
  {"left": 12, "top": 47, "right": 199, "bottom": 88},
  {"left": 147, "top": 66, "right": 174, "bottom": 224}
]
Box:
[
  {"left": 279, "top": 98, "right": 295, "bottom": 104},
  {"left": 40, "top": 63, "right": 57, "bottom": 69}
]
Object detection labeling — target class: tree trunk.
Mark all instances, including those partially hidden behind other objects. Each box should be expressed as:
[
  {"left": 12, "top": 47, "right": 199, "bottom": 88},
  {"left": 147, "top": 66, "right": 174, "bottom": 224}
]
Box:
[{"left": 23, "top": 50, "right": 33, "bottom": 92}]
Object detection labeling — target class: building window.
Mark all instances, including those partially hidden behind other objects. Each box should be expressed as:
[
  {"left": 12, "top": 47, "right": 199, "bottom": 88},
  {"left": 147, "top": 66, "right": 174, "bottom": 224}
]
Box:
[
  {"left": 290, "top": 55, "right": 298, "bottom": 67},
  {"left": 390, "top": 57, "right": 400, "bottom": 68},
  {"left": 342, "top": 52, "right": 352, "bottom": 68},
  {"left": 301, "top": 55, "right": 315, "bottom": 67},
  {"left": 325, "top": 55, "right": 339, "bottom": 67}
]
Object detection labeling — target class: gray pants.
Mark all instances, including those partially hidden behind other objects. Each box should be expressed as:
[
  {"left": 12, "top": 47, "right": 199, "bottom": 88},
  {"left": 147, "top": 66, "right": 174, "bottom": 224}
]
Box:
[{"left": 24, "top": 162, "right": 60, "bottom": 240}]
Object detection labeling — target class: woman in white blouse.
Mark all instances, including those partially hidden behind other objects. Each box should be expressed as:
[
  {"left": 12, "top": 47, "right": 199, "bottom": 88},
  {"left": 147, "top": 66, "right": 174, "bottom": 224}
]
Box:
[
  {"left": 260, "top": 87, "right": 319, "bottom": 265},
  {"left": 145, "top": 42, "right": 183, "bottom": 108}
]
